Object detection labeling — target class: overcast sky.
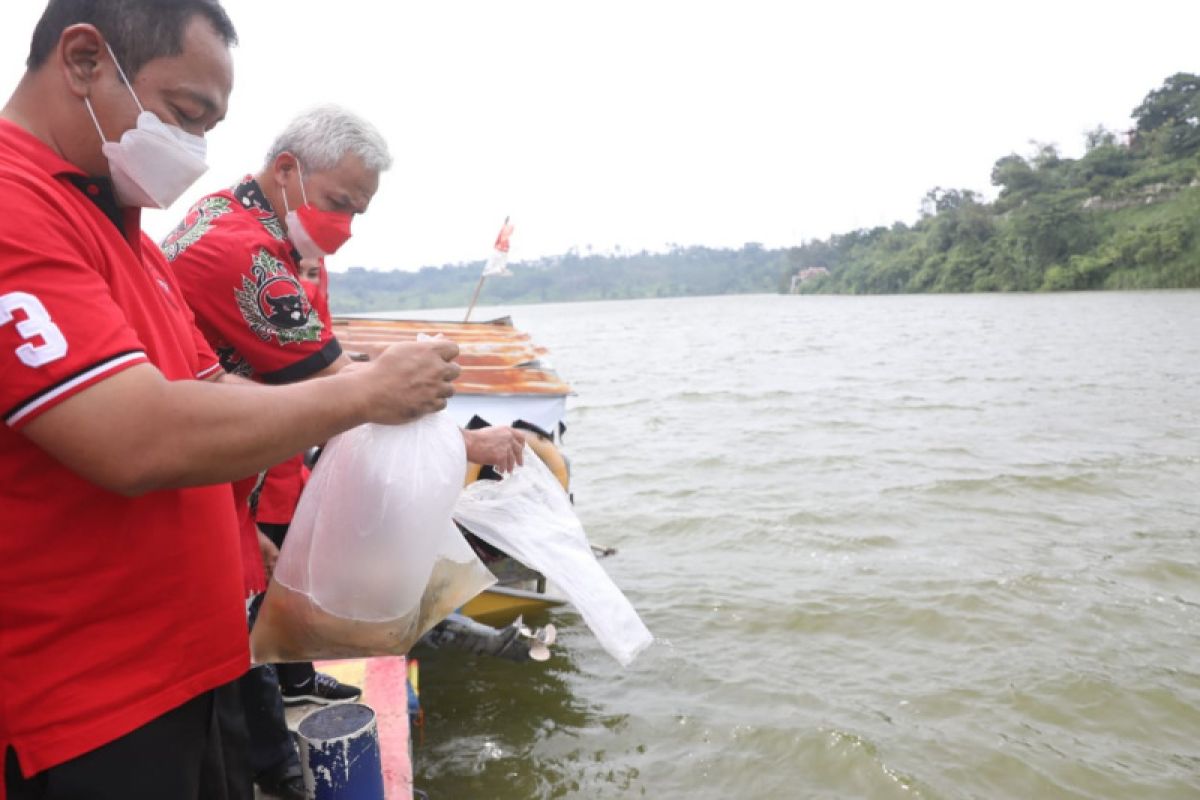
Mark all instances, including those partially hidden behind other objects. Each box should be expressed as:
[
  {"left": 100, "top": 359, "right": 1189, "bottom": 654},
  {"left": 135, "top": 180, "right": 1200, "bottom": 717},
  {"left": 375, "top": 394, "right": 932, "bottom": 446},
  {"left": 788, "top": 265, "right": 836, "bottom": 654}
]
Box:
[{"left": 2, "top": 1, "right": 1198, "bottom": 272}]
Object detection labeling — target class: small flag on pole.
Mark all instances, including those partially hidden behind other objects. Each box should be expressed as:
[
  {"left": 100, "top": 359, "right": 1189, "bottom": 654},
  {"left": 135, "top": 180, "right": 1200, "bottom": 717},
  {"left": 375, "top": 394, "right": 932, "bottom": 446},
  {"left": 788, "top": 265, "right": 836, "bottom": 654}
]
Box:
[
  {"left": 465, "top": 217, "right": 513, "bottom": 322},
  {"left": 482, "top": 217, "right": 514, "bottom": 277}
]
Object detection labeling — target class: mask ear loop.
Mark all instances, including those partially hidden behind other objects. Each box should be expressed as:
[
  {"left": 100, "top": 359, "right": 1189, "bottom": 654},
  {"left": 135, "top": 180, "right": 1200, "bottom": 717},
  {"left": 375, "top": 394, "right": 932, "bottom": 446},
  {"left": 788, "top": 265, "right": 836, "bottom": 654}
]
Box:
[
  {"left": 103, "top": 42, "right": 145, "bottom": 114},
  {"left": 280, "top": 157, "right": 308, "bottom": 216},
  {"left": 296, "top": 160, "right": 311, "bottom": 207},
  {"left": 83, "top": 97, "right": 108, "bottom": 144},
  {"left": 83, "top": 41, "right": 143, "bottom": 145}
]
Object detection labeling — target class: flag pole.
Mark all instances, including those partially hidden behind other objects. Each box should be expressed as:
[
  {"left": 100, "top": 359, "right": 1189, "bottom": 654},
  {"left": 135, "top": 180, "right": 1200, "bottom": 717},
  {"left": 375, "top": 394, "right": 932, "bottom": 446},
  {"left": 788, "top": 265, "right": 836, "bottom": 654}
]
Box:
[
  {"left": 463, "top": 275, "right": 486, "bottom": 323},
  {"left": 464, "top": 216, "right": 510, "bottom": 323}
]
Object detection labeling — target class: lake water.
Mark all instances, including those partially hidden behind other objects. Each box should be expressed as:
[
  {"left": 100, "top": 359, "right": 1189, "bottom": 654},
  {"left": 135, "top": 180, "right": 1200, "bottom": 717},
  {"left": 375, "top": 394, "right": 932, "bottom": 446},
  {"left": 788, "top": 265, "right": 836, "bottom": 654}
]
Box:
[{"left": 406, "top": 291, "right": 1200, "bottom": 799}]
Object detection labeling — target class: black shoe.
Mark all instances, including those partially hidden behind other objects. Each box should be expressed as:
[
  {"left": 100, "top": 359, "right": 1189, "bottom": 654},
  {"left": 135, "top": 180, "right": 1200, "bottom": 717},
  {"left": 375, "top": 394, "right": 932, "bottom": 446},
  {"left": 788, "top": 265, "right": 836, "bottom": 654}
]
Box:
[
  {"left": 281, "top": 671, "right": 362, "bottom": 706},
  {"left": 256, "top": 760, "right": 306, "bottom": 800}
]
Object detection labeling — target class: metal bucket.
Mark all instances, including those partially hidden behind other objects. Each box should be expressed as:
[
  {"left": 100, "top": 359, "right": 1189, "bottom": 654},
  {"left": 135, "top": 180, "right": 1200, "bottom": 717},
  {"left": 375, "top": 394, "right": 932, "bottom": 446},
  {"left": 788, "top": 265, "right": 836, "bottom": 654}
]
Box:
[{"left": 297, "top": 703, "right": 385, "bottom": 800}]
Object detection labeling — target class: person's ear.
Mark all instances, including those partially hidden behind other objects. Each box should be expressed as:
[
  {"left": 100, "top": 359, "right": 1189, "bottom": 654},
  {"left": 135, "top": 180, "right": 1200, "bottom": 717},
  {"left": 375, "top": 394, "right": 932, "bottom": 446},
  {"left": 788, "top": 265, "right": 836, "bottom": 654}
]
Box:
[
  {"left": 58, "top": 24, "right": 106, "bottom": 100},
  {"left": 272, "top": 152, "right": 299, "bottom": 189}
]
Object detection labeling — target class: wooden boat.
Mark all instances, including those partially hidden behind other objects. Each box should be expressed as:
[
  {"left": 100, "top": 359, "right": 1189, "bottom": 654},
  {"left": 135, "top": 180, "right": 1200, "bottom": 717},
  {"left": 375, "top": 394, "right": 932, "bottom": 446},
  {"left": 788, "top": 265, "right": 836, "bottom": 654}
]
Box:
[{"left": 333, "top": 314, "right": 573, "bottom": 627}]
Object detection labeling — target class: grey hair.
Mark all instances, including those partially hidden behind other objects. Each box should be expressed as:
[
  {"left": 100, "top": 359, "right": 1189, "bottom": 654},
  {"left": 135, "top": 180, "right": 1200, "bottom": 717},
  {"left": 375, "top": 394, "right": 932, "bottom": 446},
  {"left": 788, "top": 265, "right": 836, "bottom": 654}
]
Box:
[{"left": 264, "top": 104, "right": 392, "bottom": 174}]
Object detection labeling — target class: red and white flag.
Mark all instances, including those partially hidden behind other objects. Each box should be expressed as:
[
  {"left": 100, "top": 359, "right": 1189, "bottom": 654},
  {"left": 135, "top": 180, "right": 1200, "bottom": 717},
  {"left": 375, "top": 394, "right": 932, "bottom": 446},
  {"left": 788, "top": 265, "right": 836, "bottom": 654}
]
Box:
[{"left": 482, "top": 217, "right": 514, "bottom": 277}]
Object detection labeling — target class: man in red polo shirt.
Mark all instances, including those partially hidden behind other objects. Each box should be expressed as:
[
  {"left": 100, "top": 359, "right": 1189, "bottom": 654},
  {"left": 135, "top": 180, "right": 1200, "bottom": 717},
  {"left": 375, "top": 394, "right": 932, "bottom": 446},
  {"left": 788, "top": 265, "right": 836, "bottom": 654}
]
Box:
[{"left": 0, "top": 3, "right": 467, "bottom": 798}]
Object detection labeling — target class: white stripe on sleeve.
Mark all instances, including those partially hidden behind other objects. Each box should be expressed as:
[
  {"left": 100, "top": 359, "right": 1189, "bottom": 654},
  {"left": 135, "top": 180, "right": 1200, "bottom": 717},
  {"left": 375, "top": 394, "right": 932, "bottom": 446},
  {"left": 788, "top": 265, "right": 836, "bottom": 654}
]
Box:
[{"left": 6, "top": 351, "right": 147, "bottom": 427}]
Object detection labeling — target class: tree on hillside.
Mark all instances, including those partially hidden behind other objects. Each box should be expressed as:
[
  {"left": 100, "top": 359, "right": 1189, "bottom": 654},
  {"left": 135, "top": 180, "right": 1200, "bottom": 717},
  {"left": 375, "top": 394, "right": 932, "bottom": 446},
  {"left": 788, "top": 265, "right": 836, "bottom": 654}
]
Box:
[
  {"left": 1132, "top": 72, "right": 1200, "bottom": 157},
  {"left": 1010, "top": 192, "right": 1095, "bottom": 274},
  {"left": 920, "top": 187, "right": 980, "bottom": 217},
  {"left": 991, "top": 154, "right": 1042, "bottom": 207},
  {"left": 1076, "top": 126, "right": 1137, "bottom": 192}
]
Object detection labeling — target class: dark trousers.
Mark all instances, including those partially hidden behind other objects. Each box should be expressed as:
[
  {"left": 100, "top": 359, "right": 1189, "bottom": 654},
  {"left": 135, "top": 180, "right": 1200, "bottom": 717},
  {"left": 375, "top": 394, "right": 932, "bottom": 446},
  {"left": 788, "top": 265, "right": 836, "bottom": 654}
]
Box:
[
  {"left": 213, "top": 681, "right": 254, "bottom": 800},
  {"left": 258, "top": 522, "right": 316, "bottom": 692},
  {"left": 5, "top": 689, "right": 228, "bottom": 800},
  {"left": 238, "top": 664, "right": 296, "bottom": 779},
  {"left": 242, "top": 592, "right": 301, "bottom": 782}
]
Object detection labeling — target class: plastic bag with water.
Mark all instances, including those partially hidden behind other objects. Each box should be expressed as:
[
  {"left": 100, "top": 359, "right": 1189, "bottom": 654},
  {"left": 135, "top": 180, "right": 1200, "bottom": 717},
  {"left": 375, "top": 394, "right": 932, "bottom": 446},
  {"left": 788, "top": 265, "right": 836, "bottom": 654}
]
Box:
[
  {"left": 251, "top": 412, "right": 496, "bottom": 663},
  {"left": 453, "top": 444, "right": 653, "bottom": 666}
]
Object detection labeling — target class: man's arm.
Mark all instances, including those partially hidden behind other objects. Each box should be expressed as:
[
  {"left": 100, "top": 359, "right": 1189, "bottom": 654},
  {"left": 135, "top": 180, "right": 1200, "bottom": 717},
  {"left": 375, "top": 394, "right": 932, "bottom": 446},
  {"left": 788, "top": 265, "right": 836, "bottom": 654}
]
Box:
[
  {"left": 225, "top": 359, "right": 525, "bottom": 472},
  {"left": 235, "top": 350, "right": 526, "bottom": 472},
  {"left": 22, "top": 340, "right": 460, "bottom": 497}
]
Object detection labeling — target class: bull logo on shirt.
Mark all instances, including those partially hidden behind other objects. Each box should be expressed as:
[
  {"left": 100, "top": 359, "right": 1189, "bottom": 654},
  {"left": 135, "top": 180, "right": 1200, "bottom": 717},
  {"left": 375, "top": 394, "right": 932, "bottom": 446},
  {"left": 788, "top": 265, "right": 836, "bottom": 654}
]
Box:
[
  {"left": 234, "top": 248, "right": 324, "bottom": 345},
  {"left": 259, "top": 278, "right": 310, "bottom": 329}
]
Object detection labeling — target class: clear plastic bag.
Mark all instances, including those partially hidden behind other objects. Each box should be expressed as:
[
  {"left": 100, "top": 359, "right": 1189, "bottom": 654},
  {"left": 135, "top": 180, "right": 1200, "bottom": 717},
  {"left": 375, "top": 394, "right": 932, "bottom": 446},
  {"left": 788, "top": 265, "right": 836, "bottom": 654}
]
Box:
[
  {"left": 251, "top": 412, "right": 495, "bottom": 663},
  {"left": 453, "top": 445, "right": 653, "bottom": 666}
]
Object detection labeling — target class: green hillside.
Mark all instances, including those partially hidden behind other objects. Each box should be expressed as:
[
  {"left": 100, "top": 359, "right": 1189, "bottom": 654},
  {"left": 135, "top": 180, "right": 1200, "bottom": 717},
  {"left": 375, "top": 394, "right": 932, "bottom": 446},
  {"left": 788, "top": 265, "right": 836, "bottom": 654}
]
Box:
[
  {"left": 329, "top": 244, "right": 792, "bottom": 313},
  {"left": 786, "top": 73, "right": 1200, "bottom": 294},
  {"left": 330, "top": 73, "right": 1200, "bottom": 312}
]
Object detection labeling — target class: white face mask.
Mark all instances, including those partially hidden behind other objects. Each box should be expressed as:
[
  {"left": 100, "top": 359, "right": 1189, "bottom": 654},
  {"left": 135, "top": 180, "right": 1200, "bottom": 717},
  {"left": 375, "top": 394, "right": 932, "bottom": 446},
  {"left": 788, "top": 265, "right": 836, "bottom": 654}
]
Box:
[{"left": 83, "top": 43, "right": 209, "bottom": 209}]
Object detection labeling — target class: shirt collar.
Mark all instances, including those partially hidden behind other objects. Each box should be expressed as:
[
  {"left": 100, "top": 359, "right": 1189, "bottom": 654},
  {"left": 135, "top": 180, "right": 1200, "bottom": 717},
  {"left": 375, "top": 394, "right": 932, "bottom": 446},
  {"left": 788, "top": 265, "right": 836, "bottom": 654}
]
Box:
[
  {"left": 63, "top": 174, "right": 124, "bottom": 231},
  {"left": 233, "top": 175, "right": 276, "bottom": 217},
  {"left": 0, "top": 118, "right": 140, "bottom": 241},
  {"left": 233, "top": 175, "right": 304, "bottom": 264}
]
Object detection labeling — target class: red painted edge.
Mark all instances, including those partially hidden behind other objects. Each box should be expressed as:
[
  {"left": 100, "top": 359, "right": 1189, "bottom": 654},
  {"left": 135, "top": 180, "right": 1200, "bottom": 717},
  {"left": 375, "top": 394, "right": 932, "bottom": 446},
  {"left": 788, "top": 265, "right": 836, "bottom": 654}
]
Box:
[{"left": 365, "top": 657, "right": 412, "bottom": 800}]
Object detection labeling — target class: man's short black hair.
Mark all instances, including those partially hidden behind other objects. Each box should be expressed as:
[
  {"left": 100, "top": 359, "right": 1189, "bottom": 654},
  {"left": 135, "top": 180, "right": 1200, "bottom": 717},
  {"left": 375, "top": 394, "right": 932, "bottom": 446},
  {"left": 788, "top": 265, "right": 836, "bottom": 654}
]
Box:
[{"left": 27, "top": 0, "right": 237, "bottom": 78}]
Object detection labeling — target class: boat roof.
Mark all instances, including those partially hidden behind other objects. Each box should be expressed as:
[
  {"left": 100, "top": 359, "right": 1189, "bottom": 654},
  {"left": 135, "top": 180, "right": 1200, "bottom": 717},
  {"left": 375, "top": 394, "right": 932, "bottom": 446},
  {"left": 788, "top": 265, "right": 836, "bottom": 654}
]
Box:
[{"left": 332, "top": 315, "right": 572, "bottom": 397}]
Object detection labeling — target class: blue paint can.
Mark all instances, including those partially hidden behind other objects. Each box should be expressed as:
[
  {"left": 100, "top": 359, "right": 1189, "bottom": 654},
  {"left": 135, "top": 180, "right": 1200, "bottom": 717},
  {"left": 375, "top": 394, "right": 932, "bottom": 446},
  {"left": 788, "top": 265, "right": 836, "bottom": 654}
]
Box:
[{"left": 297, "top": 703, "right": 385, "bottom": 800}]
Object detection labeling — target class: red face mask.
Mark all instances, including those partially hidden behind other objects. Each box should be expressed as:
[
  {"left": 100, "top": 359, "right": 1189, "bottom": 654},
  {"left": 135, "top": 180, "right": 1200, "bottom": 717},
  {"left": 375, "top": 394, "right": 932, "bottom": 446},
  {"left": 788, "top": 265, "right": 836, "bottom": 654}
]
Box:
[
  {"left": 293, "top": 204, "right": 352, "bottom": 256},
  {"left": 283, "top": 162, "right": 354, "bottom": 259}
]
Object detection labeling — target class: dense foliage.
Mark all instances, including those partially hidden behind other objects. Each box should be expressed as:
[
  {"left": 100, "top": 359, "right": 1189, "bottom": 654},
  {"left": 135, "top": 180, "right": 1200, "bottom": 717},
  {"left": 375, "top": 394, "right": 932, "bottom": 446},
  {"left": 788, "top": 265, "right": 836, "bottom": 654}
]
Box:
[
  {"left": 331, "top": 74, "right": 1200, "bottom": 312},
  {"left": 793, "top": 73, "right": 1200, "bottom": 294}
]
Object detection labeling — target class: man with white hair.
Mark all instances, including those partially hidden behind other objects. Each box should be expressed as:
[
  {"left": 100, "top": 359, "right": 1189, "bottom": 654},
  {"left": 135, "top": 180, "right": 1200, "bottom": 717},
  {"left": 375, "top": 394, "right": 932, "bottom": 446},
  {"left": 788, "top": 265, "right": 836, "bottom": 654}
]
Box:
[
  {"left": 166, "top": 104, "right": 379, "bottom": 707},
  {"left": 164, "top": 104, "right": 384, "bottom": 383},
  {"left": 165, "top": 104, "right": 524, "bottom": 798},
  {"left": 166, "top": 103, "right": 523, "bottom": 469}
]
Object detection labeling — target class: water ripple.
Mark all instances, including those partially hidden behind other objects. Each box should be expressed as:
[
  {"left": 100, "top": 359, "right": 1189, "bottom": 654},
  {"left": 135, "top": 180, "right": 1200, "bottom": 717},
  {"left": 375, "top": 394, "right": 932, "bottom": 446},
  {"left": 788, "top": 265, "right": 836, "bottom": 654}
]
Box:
[{"left": 414, "top": 292, "right": 1200, "bottom": 799}]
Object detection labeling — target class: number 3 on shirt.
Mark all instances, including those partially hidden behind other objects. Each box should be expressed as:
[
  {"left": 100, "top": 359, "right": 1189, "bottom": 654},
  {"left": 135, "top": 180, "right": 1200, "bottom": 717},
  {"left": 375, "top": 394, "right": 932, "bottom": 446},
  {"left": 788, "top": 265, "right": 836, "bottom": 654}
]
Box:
[{"left": 0, "top": 292, "right": 68, "bottom": 367}]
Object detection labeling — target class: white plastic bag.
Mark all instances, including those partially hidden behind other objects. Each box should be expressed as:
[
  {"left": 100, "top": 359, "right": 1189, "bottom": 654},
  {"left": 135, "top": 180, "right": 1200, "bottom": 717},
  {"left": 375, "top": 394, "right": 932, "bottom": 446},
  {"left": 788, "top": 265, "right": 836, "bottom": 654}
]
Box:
[
  {"left": 453, "top": 445, "right": 653, "bottom": 666},
  {"left": 251, "top": 412, "right": 496, "bottom": 663}
]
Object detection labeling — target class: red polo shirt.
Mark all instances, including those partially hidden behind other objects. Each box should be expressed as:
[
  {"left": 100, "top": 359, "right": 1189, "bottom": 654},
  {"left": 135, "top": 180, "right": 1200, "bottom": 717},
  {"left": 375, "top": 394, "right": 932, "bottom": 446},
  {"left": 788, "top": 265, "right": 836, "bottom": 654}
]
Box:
[{"left": 0, "top": 120, "right": 249, "bottom": 777}]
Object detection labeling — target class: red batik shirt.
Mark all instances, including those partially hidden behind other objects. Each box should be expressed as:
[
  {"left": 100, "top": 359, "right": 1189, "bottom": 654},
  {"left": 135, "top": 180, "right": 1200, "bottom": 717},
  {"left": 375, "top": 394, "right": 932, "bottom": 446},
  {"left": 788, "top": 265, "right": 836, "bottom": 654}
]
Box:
[
  {"left": 164, "top": 177, "right": 341, "bottom": 539},
  {"left": 163, "top": 176, "right": 342, "bottom": 383},
  {"left": 258, "top": 259, "right": 331, "bottom": 525}
]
